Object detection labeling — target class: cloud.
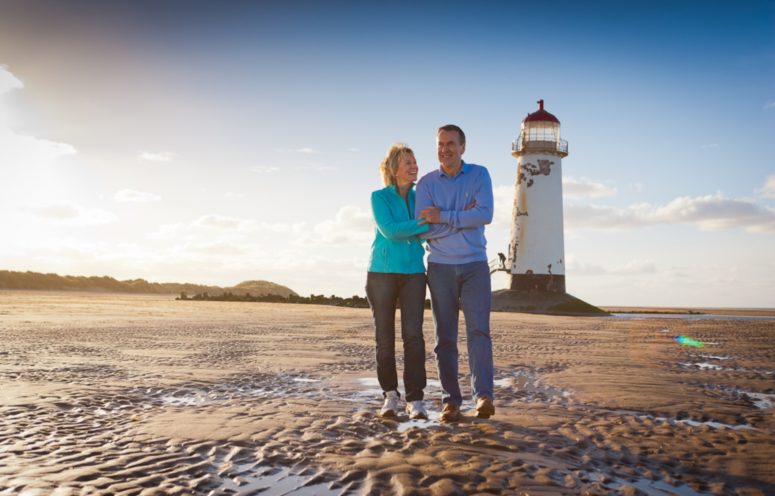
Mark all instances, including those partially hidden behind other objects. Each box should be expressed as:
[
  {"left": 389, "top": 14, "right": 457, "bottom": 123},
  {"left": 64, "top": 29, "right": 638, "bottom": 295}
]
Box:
[
  {"left": 26, "top": 204, "right": 118, "bottom": 225},
  {"left": 764, "top": 101, "right": 775, "bottom": 110},
  {"left": 148, "top": 215, "right": 305, "bottom": 240},
  {"left": 700, "top": 143, "right": 720, "bottom": 149},
  {"left": 139, "top": 151, "right": 176, "bottom": 162},
  {"left": 757, "top": 175, "right": 775, "bottom": 199},
  {"left": 114, "top": 189, "right": 161, "bottom": 203},
  {"left": 0, "top": 65, "right": 23, "bottom": 95},
  {"left": 295, "top": 205, "right": 373, "bottom": 246},
  {"left": 565, "top": 256, "right": 657, "bottom": 276},
  {"left": 563, "top": 176, "right": 617, "bottom": 198},
  {"left": 224, "top": 191, "right": 246, "bottom": 199},
  {"left": 296, "top": 147, "right": 315, "bottom": 154},
  {"left": 0, "top": 66, "right": 77, "bottom": 168},
  {"left": 193, "top": 214, "right": 246, "bottom": 230},
  {"left": 251, "top": 165, "right": 279, "bottom": 173},
  {"left": 566, "top": 194, "right": 775, "bottom": 233}
]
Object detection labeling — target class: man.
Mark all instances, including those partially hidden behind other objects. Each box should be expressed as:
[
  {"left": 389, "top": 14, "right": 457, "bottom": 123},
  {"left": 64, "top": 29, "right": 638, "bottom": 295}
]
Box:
[{"left": 416, "top": 124, "right": 495, "bottom": 422}]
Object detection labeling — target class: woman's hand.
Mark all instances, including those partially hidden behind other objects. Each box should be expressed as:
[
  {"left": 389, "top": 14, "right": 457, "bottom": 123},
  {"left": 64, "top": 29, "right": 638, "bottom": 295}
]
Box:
[{"left": 419, "top": 206, "right": 441, "bottom": 224}]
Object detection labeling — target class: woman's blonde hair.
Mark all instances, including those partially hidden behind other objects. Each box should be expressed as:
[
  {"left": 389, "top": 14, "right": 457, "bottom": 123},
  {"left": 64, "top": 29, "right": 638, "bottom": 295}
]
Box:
[{"left": 379, "top": 143, "right": 414, "bottom": 186}]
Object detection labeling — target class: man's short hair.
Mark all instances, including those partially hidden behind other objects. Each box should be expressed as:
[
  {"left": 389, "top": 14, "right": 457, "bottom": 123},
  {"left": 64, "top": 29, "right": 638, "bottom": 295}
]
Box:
[{"left": 437, "top": 124, "right": 466, "bottom": 145}]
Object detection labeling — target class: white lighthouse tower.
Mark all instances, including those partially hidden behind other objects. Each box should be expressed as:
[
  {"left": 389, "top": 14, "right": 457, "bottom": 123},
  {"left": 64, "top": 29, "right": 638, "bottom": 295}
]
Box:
[
  {"left": 508, "top": 99, "right": 568, "bottom": 292},
  {"left": 492, "top": 100, "right": 605, "bottom": 315}
]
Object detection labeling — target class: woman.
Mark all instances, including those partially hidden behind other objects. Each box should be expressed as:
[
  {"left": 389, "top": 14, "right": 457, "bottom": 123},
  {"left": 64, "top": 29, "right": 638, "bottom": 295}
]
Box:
[{"left": 366, "top": 143, "right": 429, "bottom": 419}]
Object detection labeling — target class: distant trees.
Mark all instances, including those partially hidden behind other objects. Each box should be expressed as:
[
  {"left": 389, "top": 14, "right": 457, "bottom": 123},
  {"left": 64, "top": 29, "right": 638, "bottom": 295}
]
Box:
[{"left": 177, "top": 291, "right": 371, "bottom": 308}]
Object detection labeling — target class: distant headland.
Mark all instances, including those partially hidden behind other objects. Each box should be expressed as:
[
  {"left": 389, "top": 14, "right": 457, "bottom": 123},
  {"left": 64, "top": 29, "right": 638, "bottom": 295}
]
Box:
[{"left": 0, "top": 269, "right": 296, "bottom": 298}]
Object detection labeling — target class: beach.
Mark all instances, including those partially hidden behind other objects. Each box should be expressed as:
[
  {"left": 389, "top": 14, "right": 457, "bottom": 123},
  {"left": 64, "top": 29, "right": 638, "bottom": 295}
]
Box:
[{"left": 1, "top": 291, "right": 774, "bottom": 495}]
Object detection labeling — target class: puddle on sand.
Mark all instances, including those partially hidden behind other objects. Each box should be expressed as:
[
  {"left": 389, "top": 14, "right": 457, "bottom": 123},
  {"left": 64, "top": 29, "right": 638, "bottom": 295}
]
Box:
[
  {"left": 743, "top": 392, "right": 775, "bottom": 409},
  {"left": 586, "top": 471, "right": 709, "bottom": 496},
  {"left": 639, "top": 414, "right": 755, "bottom": 431},
  {"left": 213, "top": 463, "right": 339, "bottom": 496}
]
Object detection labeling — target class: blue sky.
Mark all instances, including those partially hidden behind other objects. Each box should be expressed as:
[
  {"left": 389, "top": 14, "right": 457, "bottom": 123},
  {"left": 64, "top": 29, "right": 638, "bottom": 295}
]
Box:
[{"left": 1, "top": 0, "right": 773, "bottom": 307}]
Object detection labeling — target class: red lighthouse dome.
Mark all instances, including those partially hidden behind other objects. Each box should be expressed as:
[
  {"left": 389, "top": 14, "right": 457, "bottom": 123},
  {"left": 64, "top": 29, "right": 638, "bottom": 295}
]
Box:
[{"left": 523, "top": 99, "right": 560, "bottom": 124}]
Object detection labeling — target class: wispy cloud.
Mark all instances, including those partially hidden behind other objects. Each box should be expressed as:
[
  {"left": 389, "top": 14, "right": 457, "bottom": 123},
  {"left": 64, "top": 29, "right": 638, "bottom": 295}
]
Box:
[
  {"left": 25, "top": 204, "right": 118, "bottom": 225},
  {"left": 565, "top": 194, "right": 775, "bottom": 233},
  {"left": 251, "top": 165, "right": 279, "bottom": 173},
  {"left": 148, "top": 215, "right": 305, "bottom": 239},
  {"left": 296, "top": 147, "right": 315, "bottom": 154},
  {"left": 294, "top": 205, "right": 373, "bottom": 247},
  {"left": 139, "top": 151, "right": 176, "bottom": 162},
  {"left": 757, "top": 175, "right": 775, "bottom": 199},
  {"left": 700, "top": 143, "right": 720, "bottom": 149},
  {"left": 764, "top": 100, "right": 775, "bottom": 110},
  {"left": 563, "top": 176, "right": 617, "bottom": 198},
  {"left": 114, "top": 189, "right": 161, "bottom": 203},
  {"left": 0, "top": 65, "right": 23, "bottom": 95}
]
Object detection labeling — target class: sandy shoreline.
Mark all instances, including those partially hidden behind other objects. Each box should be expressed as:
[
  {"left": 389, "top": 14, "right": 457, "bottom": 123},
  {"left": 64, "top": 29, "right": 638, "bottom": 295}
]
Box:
[{"left": 1, "top": 291, "right": 774, "bottom": 495}]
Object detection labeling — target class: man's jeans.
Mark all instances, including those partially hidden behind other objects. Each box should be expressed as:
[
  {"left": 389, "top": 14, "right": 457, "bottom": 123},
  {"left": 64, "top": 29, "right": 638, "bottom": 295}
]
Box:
[
  {"left": 427, "top": 261, "right": 493, "bottom": 406},
  {"left": 365, "top": 272, "right": 427, "bottom": 401}
]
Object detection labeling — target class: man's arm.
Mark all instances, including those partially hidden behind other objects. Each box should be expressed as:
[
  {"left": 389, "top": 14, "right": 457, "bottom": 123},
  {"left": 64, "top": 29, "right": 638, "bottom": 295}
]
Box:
[
  {"left": 438, "top": 167, "right": 494, "bottom": 228},
  {"left": 415, "top": 178, "right": 459, "bottom": 239}
]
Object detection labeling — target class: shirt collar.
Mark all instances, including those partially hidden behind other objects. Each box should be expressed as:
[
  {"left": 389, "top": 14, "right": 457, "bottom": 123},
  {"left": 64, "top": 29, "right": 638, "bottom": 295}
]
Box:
[{"left": 439, "top": 161, "right": 468, "bottom": 178}]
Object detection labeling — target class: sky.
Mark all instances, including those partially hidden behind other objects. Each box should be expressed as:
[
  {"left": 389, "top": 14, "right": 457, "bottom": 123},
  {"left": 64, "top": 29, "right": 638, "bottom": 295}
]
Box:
[{"left": 0, "top": 0, "right": 774, "bottom": 308}]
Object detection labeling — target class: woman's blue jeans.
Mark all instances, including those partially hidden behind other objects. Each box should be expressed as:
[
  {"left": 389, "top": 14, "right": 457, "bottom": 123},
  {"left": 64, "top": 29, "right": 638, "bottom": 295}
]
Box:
[
  {"left": 366, "top": 272, "right": 427, "bottom": 401},
  {"left": 427, "top": 261, "right": 494, "bottom": 406}
]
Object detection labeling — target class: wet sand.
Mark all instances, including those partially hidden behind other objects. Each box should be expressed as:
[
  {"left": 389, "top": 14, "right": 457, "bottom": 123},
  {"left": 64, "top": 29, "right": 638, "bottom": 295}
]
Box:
[{"left": 1, "top": 291, "right": 774, "bottom": 495}]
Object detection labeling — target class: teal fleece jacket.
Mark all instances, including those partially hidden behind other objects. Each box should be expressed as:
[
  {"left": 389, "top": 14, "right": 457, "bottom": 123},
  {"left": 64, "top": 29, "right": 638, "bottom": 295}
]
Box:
[{"left": 368, "top": 184, "right": 429, "bottom": 273}]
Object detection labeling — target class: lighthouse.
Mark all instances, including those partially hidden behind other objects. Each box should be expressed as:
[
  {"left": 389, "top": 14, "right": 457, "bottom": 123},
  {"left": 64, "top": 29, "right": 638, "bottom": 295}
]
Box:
[
  {"left": 508, "top": 99, "right": 568, "bottom": 292},
  {"left": 492, "top": 100, "right": 606, "bottom": 315}
]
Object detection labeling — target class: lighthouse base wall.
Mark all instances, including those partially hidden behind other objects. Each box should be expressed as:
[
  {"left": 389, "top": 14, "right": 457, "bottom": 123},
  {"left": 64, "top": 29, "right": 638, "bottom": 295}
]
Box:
[
  {"left": 509, "top": 273, "right": 565, "bottom": 293},
  {"left": 491, "top": 289, "right": 608, "bottom": 316}
]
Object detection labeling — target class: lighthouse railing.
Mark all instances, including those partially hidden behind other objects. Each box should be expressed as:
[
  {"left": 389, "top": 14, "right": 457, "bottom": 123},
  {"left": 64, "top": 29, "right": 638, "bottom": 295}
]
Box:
[{"left": 512, "top": 138, "right": 568, "bottom": 155}]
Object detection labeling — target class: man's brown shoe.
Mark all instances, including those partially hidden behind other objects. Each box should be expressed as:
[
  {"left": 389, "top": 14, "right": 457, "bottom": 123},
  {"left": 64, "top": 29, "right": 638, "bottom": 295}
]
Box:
[
  {"left": 439, "top": 403, "right": 462, "bottom": 423},
  {"left": 475, "top": 397, "right": 495, "bottom": 419}
]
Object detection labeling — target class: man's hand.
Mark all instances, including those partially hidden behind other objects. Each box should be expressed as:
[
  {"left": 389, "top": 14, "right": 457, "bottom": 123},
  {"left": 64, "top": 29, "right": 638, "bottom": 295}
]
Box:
[
  {"left": 464, "top": 199, "right": 476, "bottom": 210},
  {"left": 419, "top": 206, "right": 441, "bottom": 224}
]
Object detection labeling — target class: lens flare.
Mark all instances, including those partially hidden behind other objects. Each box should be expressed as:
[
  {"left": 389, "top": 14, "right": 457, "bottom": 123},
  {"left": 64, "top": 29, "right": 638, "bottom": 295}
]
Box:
[{"left": 674, "top": 335, "right": 704, "bottom": 348}]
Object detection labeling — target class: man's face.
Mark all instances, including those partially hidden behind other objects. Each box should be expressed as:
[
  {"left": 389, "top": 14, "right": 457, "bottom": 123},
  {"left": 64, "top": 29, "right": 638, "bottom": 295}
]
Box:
[{"left": 437, "top": 129, "right": 465, "bottom": 171}]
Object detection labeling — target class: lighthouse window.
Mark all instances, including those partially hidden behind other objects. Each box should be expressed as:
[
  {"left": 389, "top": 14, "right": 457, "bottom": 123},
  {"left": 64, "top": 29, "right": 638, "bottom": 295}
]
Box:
[{"left": 526, "top": 125, "right": 559, "bottom": 142}]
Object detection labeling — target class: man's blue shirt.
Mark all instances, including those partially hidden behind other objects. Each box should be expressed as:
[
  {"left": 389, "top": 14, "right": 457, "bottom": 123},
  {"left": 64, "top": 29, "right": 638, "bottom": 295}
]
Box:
[{"left": 415, "top": 162, "right": 493, "bottom": 264}]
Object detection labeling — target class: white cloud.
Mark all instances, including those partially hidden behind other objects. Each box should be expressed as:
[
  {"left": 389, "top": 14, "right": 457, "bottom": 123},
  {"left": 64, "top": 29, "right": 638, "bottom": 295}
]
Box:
[
  {"left": 0, "top": 67, "right": 77, "bottom": 170},
  {"left": 25, "top": 204, "right": 118, "bottom": 226},
  {"left": 757, "top": 175, "right": 775, "bottom": 199},
  {"left": 347, "top": 147, "right": 359, "bottom": 152},
  {"left": 563, "top": 176, "right": 617, "bottom": 198},
  {"left": 566, "top": 194, "right": 775, "bottom": 233},
  {"left": 296, "top": 147, "right": 315, "bottom": 154},
  {"left": 565, "top": 256, "right": 657, "bottom": 276},
  {"left": 114, "top": 189, "right": 161, "bottom": 203},
  {"left": 295, "top": 205, "right": 373, "bottom": 246},
  {"left": 139, "top": 151, "right": 176, "bottom": 162},
  {"left": 0, "top": 65, "right": 23, "bottom": 95},
  {"left": 224, "top": 191, "right": 246, "bottom": 199},
  {"left": 148, "top": 215, "right": 305, "bottom": 240},
  {"left": 764, "top": 101, "right": 775, "bottom": 110},
  {"left": 251, "top": 165, "right": 279, "bottom": 173},
  {"left": 193, "top": 214, "right": 246, "bottom": 230},
  {"left": 700, "top": 143, "right": 720, "bottom": 149}
]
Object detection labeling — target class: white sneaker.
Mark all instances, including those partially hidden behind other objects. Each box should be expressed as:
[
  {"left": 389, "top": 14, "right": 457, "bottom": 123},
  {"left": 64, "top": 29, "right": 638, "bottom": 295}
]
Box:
[
  {"left": 406, "top": 400, "right": 428, "bottom": 420},
  {"left": 379, "top": 391, "right": 400, "bottom": 417}
]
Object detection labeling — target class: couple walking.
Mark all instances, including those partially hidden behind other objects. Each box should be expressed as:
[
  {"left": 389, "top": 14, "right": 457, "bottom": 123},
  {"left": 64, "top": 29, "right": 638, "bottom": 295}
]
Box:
[{"left": 366, "top": 125, "right": 495, "bottom": 423}]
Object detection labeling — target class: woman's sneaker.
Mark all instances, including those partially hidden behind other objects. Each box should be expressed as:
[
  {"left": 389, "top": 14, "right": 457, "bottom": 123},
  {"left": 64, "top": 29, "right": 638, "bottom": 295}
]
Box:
[
  {"left": 379, "top": 391, "right": 400, "bottom": 417},
  {"left": 406, "top": 400, "right": 428, "bottom": 420}
]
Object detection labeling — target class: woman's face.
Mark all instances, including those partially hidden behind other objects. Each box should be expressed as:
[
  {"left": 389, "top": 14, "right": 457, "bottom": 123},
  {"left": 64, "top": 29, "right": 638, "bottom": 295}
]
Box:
[{"left": 394, "top": 153, "right": 418, "bottom": 185}]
